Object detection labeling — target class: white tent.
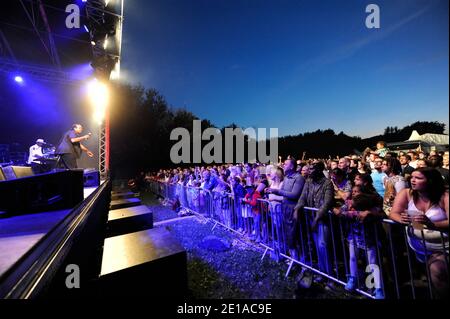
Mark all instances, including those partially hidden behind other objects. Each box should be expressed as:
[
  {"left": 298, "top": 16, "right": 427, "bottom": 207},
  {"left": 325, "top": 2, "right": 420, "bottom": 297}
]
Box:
[{"left": 407, "top": 130, "right": 449, "bottom": 145}]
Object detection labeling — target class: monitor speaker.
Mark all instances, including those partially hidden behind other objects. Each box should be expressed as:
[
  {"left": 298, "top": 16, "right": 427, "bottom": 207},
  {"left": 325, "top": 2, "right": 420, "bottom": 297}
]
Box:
[
  {"left": 1, "top": 165, "right": 34, "bottom": 180},
  {"left": 84, "top": 169, "right": 100, "bottom": 187},
  {"left": 0, "top": 169, "right": 84, "bottom": 214}
]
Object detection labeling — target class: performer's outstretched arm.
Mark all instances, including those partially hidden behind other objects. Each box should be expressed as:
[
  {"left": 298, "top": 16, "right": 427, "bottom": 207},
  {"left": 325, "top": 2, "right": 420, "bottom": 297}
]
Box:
[
  {"left": 71, "top": 133, "right": 91, "bottom": 143},
  {"left": 80, "top": 143, "right": 94, "bottom": 158}
]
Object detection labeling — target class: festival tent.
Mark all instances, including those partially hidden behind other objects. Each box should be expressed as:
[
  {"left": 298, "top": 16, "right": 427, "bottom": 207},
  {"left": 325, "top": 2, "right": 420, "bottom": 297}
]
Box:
[{"left": 406, "top": 130, "right": 449, "bottom": 145}]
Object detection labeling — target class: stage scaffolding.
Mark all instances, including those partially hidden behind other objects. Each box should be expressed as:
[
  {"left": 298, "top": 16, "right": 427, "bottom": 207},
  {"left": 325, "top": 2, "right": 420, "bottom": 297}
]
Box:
[{"left": 86, "top": 0, "right": 124, "bottom": 180}]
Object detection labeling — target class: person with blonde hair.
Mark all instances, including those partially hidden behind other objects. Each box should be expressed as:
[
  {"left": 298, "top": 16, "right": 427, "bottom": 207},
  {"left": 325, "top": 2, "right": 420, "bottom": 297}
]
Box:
[{"left": 443, "top": 151, "right": 449, "bottom": 170}]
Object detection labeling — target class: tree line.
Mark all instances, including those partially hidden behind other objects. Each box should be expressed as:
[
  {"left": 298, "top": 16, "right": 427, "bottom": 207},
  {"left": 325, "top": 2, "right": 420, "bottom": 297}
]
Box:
[{"left": 109, "top": 83, "right": 446, "bottom": 178}]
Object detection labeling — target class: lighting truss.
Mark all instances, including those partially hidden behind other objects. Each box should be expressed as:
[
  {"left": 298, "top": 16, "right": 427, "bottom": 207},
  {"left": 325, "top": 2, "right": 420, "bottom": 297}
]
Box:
[
  {"left": 0, "top": 57, "right": 77, "bottom": 85},
  {"left": 85, "top": 0, "right": 124, "bottom": 180}
]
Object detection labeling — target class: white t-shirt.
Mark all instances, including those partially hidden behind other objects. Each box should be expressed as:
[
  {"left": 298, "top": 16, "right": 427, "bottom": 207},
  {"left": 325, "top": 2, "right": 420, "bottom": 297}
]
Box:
[
  {"left": 409, "top": 160, "right": 418, "bottom": 169},
  {"left": 28, "top": 144, "right": 43, "bottom": 164}
]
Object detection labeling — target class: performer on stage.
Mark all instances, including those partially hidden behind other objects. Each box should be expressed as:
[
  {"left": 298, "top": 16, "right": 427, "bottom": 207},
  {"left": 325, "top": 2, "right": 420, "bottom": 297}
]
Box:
[
  {"left": 27, "top": 138, "right": 45, "bottom": 165},
  {"left": 56, "top": 124, "right": 93, "bottom": 169}
]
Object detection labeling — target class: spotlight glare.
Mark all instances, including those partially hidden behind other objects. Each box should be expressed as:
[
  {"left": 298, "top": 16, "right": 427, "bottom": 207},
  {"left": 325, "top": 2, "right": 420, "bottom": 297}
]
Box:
[
  {"left": 110, "top": 60, "right": 120, "bottom": 80},
  {"left": 87, "top": 79, "right": 109, "bottom": 124},
  {"left": 14, "top": 75, "right": 24, "bottom": 83},
  {"left": 84, "top": 25, "right": 89, "bottom": 33},
  {"left": 91, "top": 41, "right": 96, "bottom": 46}
]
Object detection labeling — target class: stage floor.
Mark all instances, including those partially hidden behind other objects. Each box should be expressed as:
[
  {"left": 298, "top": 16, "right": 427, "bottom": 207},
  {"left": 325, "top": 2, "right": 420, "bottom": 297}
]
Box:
[
  {"left": 84, "top": 186, "right": 98, "bottom": 199},
  {"left": 0, "top": 184, "right": 100, "bottom": 278}
]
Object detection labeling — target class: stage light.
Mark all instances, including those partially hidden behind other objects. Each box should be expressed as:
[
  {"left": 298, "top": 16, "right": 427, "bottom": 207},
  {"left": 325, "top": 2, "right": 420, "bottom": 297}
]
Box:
[
  {"left": 91, "top": 54, "right": 117, "bottom": 81},
  {"left": 84, "top": 25, "right": 89, "bottom": 33},
  {"left": 110, "top": 60, "right": 120, "bottom": 80},
  {"left": 87, "top": 79, "right": 109, "bottom": 124},
  {"left": 14, "top": 75, "right": 24, "bottom": 83},
  {"left": 91, "top": 41, "right": 96, "bottom": 46}
]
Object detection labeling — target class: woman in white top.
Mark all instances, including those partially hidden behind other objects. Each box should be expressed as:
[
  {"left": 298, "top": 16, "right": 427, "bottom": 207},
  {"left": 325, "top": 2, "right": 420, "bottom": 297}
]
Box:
[
  {"left": 267, "top": 166, "right": 285, "bottom": 259},
  {"left": 266, "top": 166, "right": 284, "bottom": 219},
  {"left": 390, "top": 168, "right": 448, "bottom": 298},
  {"left": 268, "top": 167, "right": 284, "bottom": 202}
]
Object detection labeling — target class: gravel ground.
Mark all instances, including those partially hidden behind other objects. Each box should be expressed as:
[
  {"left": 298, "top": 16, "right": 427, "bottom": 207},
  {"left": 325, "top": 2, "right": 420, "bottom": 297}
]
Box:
[
  {"left": 142, "top": 191, "right": 354, "bottom": 299},
  {"left": 141, "top": 191, "right": 179, "bottom": 222}
]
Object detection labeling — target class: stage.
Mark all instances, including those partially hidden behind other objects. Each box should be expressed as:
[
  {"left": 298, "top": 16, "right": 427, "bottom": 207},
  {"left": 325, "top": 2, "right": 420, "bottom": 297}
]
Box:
[
  {"left": 0, "top": 180, "right": 111, "bottom": 298},
  {"left": 0, "top": 184, "right": 102, "bottom": 277}
]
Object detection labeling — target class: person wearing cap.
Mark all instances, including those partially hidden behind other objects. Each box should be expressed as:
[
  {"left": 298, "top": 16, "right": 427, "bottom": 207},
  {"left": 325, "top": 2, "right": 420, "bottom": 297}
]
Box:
[
  {"left": 27, "top": 138, "right": 49, "bottom": 173},
  {"left": 27, "top": 138, "right": 45, "bottom": 165}
]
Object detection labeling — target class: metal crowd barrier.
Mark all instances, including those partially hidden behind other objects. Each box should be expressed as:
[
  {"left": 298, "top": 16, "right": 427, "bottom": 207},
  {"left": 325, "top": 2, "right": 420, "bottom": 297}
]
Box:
[{"left": 148, "top": 180, "right": 449, "bottom": 299}]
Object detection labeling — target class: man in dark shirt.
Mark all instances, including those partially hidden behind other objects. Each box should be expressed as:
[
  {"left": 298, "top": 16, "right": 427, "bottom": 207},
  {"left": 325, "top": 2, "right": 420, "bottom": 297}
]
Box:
[
  {"left": 338, "top": 157, "right": 358, "bottom": 182},
  {"left": 399, "top": 154, "right": 414, "bottom": 176},
  {"left": 399, "top": 154, "right": 415, "bottom": 186},
  {"left": 266, "top": 158, "right": 305, "bottom": 259},
  {"left": 56, "top": 124, "right": 93, "bottom": 169},
  {"left": 429, "top": 155, "right": 449, "bottom": 186},
  {"left": 202, "top": 170, "right": 218, "bottom": 191},
  {"left": 294, "top": 161, "right": 335, "bottom": 289}
]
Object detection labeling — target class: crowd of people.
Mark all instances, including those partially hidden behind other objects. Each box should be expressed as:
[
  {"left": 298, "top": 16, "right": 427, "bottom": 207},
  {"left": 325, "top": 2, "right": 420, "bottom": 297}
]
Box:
[{"left": 145, "top": 142, "right": 449, "bottom": 299}]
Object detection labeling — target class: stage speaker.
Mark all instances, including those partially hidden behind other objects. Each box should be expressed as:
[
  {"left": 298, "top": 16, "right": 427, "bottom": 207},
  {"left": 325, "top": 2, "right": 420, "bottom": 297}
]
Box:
[
  {"left": 110, "top": 197, "right": 141, "bottom": 210},
  {"left": 84, "top": 169, "right": 100, "bottom": 187},
  {"left": 99, "top": 228, "right": 187, "bottom": 297},
  {"left": 0, "top": 169, "right": 84, "bottom": 214},
  {"left": 106, "top": 205, "right": 153, "bottom": 237},
  {"left": 1, "top": 165, "right": 34, "bottom": 180},
  {"left": 0, "top": 167, "right": 5, "bottom": 181},
  {"left": 111, "top": 191, "right": 139, "bottom": 201},
  {"left": 13, "top": 166, "right": 34, "bottom": 178}
]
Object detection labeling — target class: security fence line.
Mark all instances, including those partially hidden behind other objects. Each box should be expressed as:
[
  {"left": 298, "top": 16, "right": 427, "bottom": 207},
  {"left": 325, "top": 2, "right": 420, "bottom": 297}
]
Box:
[{"left": 148, "top": 180, "right": 449, "bottom": 300}]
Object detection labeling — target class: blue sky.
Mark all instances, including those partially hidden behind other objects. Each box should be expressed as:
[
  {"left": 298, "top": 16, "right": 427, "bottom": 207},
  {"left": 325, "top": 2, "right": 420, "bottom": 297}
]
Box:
[{"left": 121, "top": 0, "right": 449, "bottom": 138}]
